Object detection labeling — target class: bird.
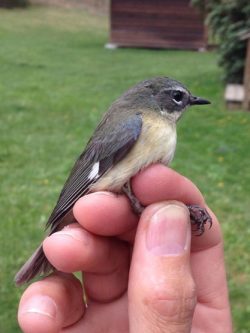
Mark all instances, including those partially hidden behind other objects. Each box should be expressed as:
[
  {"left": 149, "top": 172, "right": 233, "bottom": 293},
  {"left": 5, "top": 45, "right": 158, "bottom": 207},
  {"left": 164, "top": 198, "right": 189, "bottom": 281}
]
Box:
[{"left": 15, "top": 77, "right": 212, "bottom": 285}]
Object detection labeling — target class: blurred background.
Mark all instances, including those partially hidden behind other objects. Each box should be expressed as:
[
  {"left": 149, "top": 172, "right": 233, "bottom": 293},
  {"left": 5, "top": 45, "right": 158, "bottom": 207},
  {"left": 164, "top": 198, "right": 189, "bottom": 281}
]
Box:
[{"left": 0, "top": 0, "right": 249, "bottom": 332}]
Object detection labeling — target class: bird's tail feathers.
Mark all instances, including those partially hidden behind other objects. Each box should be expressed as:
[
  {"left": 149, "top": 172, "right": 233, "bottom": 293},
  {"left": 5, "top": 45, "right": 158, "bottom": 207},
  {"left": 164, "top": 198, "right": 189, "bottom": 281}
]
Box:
[{"left": 15, "top": 245, "right": 53, "bottom": 286}]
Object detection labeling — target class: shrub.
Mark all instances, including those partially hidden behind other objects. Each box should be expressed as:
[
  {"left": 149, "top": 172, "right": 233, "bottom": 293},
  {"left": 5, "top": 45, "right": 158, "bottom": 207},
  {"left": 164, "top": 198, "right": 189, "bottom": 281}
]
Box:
[{"left": 192, "top": 0, "right": 250, "bottom": 83}]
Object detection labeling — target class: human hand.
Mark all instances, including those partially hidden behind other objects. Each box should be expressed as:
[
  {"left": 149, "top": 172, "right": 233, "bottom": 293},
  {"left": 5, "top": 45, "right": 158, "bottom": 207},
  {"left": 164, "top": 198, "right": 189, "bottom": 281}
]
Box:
[{"left": 18, "top": 164, "right": 232, "bottom": 333}]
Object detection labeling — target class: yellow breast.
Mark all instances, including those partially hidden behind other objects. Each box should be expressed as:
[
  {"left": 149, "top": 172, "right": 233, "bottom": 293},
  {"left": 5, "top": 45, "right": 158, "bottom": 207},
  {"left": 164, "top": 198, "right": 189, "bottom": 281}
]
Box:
[{"left": 91, "top": 113, "right": 177, "bottom": 192}]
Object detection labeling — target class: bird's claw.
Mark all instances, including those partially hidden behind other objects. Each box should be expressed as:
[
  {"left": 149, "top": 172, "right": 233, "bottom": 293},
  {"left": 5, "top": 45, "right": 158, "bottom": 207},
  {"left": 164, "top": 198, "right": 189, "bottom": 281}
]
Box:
[{"left": 186, "top": 204, "right": 212, "bottom": 236}]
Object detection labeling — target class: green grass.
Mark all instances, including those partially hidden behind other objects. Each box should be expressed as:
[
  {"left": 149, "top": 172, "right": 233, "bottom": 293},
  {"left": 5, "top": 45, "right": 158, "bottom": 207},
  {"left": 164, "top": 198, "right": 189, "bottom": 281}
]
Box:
[{"left": 0, "top": 6, "right": 250, "bottom": 333}]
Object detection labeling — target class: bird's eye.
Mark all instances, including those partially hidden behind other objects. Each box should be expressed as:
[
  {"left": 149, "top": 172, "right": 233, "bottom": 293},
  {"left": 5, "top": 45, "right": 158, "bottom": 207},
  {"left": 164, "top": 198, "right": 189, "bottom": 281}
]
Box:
[{"left": 172, "top": 91, "right": 183, "bottom": 103}]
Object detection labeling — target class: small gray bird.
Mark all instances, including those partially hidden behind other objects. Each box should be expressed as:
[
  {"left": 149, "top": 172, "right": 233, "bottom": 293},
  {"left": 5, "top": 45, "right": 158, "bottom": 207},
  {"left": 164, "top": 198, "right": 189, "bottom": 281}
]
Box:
[{"left": 15, "top": 77, "right": 211, "bottom": 285}]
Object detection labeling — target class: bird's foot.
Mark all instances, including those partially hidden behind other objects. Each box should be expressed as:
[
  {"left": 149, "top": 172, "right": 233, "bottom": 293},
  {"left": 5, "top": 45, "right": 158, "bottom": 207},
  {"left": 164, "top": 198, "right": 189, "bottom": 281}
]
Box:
[
  {"left": 122, "top": 183, "right": 212, "bottom": 236},
  {"left": 187, "top": 204, "right": 212, "bottom": 236},
  {"left": 122, "top": 182, "right": 145, "bottom": 215}
]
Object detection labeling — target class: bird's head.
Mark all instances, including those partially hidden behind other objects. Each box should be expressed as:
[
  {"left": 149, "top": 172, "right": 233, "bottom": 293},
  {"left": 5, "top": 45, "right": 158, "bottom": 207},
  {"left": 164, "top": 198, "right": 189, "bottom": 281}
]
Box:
[{"left": 122, "top": 77, "right": 211, "bottom": 123}]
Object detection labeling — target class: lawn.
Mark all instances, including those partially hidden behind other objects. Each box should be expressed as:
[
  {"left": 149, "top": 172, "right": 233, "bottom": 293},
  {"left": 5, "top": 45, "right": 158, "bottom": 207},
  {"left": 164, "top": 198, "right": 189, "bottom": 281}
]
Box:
[{"left": 0, "top": 5, "right": 249, "bottom": 333}]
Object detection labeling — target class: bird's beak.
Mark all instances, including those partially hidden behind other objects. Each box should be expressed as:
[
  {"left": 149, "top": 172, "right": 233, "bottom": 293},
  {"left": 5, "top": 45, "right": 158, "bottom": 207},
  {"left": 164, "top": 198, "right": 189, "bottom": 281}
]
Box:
[{"left": 189, "top": 95, "right": 211, "bottom": 105}]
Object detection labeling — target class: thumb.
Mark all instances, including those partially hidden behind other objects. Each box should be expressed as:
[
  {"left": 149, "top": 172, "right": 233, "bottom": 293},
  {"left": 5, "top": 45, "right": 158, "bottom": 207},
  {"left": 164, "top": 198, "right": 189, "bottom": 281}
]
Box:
[{"left": 128, "top": 201, "right": 196, "bottom": 333}]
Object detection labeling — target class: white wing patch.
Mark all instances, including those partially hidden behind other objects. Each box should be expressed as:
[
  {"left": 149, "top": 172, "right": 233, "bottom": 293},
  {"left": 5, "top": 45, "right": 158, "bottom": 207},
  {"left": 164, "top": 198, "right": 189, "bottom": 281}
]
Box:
[{"left": 88, "top": 162, "right": 100, "bottom": 180}]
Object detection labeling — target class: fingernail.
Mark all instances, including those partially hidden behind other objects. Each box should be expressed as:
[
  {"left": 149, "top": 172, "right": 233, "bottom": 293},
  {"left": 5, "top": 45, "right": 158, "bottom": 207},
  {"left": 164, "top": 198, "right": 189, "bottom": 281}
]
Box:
[
  {"left": 147, "top": 204, "right": 190, "bottom": 256},
  {"left": 21, "top": 295, "right": 57, "bottom": 319},
  {"left": 52, "top": 228, "right": 90, "bottom": 243},
  {"left": 91, "top": 191, "right": 115, "bottom": 197}
]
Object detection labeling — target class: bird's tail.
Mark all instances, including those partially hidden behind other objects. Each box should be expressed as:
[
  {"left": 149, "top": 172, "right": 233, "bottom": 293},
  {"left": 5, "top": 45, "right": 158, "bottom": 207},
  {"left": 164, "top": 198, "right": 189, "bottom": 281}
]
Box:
[{"left": 15, "top": 245, "right": 53, "bottom": 286}]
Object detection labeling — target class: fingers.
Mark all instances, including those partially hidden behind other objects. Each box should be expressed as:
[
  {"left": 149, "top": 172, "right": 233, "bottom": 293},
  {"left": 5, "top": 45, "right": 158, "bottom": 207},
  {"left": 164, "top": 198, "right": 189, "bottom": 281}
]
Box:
[
  {"left": 43, "top": 224, "right": 130, "bottom": 302},
  {"left": 43, "top": 224, "right": 128, "bottom": 274},
  {"left": 18, "top": 165, "right": 229, "bottom": 333},
  {"left": 71, "top": 165, "right": 206, "bottom": 242},
  {"left": 129, "top": 202, "right": 196, "bottom": 333},
  {"left": 73, "top": 192, "right": 138, "bottom": 236},
  {"left": 44, "top": 165, "right": 223, "bottom": 307},
  {"left": 72, "top": 165, "right": 220, "bottom": 249},
  {"left": 18, "top": 273, "right": 84, "bottom": 333},
  {"left": 18, "top": 275, "right": 129, "bottom": 333},
  {"left": 132, "top": 164, "right": 205, "bottom": 206}
]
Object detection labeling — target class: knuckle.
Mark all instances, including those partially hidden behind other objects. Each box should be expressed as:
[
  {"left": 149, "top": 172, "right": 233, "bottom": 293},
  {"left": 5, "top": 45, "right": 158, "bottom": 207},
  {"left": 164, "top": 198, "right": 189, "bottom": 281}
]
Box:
[{"left": 144, "top": 276, "right": 197, "bottom": 324}]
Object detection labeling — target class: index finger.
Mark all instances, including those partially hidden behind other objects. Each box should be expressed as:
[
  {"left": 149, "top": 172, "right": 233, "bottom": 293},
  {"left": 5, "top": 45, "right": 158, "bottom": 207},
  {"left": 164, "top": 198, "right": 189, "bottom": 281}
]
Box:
[{"left": 132, "top": 164, "right": 205, "bottom": 206}]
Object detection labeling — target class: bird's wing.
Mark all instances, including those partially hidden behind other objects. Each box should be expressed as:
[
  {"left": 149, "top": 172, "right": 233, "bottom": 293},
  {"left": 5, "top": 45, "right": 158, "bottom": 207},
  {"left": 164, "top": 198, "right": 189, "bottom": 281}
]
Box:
[{"left": 47, "top": 113, "right": 142, "bottom": 232}]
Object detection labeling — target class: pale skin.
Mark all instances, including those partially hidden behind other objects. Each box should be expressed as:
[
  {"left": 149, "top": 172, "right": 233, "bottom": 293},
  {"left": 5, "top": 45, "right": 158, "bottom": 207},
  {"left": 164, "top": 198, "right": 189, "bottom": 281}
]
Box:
[{"left": 18, "top": 164, "right": 233, "bottom": 333}]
